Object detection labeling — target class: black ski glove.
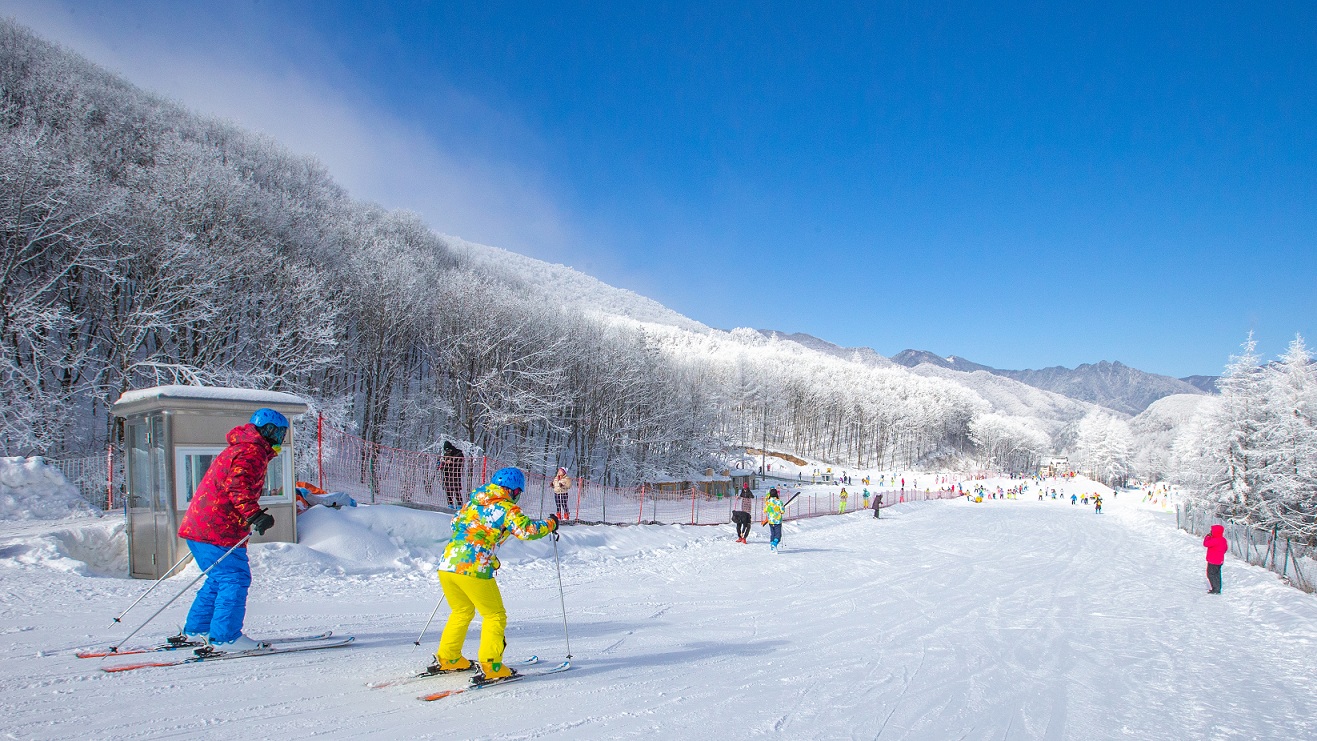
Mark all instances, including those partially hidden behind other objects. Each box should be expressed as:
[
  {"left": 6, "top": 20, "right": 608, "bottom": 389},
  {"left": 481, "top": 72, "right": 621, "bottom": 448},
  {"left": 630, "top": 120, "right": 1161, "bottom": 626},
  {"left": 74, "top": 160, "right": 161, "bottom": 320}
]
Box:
[
  {"left": 547, "top": 513, "right": 560, "bottom": 540},
  {"left": 248, "top": 508, "right": 275, "bottom": 535}
]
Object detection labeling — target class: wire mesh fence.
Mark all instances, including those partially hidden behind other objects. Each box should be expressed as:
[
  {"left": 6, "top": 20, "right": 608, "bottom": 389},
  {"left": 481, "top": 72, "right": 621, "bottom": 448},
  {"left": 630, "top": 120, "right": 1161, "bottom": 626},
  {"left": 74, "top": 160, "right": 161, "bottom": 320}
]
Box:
[
  {"left": 1177, "top": 503, "right": 1317, "bottom": 593},
  {"left": 45, "top": 448, "right": 120, "bottom": 511}
]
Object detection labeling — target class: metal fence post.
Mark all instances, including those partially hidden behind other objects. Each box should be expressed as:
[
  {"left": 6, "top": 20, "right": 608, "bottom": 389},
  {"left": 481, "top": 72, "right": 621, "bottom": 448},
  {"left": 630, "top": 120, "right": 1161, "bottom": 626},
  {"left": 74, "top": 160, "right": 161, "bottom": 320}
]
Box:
[
  {"left": 105, "top": 444, "right": 114, "bottom": 510},
  {"left": 317, "top": 414, "right": 324, "bottom": 490}
]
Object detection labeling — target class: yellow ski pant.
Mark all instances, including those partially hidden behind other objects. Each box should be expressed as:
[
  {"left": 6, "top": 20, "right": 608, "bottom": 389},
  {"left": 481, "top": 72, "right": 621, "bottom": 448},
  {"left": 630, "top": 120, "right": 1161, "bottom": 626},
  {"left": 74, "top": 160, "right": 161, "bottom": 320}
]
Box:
[{"left": 436, "top": 571, "right": 507, "bottom": 665}]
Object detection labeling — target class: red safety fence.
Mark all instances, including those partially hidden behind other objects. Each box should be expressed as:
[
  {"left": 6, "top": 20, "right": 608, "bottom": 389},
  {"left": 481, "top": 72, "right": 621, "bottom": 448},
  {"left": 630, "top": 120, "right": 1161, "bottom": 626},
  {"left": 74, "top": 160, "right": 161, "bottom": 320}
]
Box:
[{"left": 315, "top": 420, "right": 964, "bottom": 525}]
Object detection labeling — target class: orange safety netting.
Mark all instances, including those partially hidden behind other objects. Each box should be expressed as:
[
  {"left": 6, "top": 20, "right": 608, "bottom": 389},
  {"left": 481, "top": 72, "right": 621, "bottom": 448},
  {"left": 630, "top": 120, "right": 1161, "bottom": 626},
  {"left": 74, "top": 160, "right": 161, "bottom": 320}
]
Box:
[{"left": 314, "top": 419, "right": 962, "bottom": 525}]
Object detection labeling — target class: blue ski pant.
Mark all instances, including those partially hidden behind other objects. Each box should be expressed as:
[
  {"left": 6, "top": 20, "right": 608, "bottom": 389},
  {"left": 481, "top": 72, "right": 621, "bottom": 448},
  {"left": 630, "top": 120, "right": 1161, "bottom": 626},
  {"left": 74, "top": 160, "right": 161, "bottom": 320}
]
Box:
[
  {"left": 183, "top": 540, "right": 252, "bottom": 643},
  {"left": 769, "top": 523, "right": 782, "bottom": 546}
]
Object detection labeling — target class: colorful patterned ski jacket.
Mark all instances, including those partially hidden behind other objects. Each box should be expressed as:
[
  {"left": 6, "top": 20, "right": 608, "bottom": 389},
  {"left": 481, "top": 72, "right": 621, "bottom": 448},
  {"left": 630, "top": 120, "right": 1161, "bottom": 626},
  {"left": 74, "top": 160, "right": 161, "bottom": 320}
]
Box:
[
  {"left": 178, "top": 424, "right": 276, "bottom": 548},
  {"left": 438, "top": 483, "right": 556, "bottom": 579},
  {"left": 763, "top": 497, "right": 784, "bottom": 525}
]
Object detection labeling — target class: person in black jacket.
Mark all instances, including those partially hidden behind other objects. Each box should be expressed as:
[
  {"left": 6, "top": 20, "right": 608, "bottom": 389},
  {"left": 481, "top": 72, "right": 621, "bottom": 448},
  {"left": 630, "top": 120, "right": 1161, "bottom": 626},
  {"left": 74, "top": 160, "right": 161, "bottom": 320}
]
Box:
[
  {"left": 732, "top": 482, "right": 754, "bottom": 543},
  {"left": 439, "top": 441, "right": 465, "bottom": 508}
]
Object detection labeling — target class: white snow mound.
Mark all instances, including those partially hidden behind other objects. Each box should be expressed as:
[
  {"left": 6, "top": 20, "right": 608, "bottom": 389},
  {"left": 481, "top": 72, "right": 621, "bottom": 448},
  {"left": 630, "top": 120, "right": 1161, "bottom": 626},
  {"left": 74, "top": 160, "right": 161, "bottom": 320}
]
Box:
[
  {"left": 0, "top": 519, "right": 127, "bottom": 576},
  {"left": 254, "top": 504, "right": 455, "bottom": 576},
  {"left": 0, "top": 456, "right": 97, "bottom": 520}
]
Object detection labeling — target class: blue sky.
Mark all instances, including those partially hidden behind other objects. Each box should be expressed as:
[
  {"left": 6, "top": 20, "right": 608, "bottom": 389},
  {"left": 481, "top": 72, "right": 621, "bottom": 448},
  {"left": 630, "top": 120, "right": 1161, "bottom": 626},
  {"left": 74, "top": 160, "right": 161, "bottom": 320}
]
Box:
[{"left": 7, "top": 1, "right": 1316, "bottom": 376}]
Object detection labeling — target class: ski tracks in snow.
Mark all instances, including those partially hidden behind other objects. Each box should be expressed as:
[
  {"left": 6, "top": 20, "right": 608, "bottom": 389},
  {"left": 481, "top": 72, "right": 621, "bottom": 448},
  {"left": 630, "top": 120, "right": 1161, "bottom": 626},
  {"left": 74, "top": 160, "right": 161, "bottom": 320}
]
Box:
[{"left": 3, "top": 497, "right": 1317, "bottom": 739}]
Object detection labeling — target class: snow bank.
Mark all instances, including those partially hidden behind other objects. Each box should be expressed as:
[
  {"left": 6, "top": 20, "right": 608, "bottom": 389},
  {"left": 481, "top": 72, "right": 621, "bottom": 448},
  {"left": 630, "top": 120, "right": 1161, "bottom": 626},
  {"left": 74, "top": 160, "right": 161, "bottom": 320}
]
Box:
[
  {"left": 252, "top": 503, "right": 727, "bottom": 577},
  {"left": 0, "top": 456, "right": 97, "bottom": 520},
  {"left": 0, "top": 519, "right": 126, "bottom": 576},
  {"left": 254, "top": 504, "right": 455, "bottom": 576}
]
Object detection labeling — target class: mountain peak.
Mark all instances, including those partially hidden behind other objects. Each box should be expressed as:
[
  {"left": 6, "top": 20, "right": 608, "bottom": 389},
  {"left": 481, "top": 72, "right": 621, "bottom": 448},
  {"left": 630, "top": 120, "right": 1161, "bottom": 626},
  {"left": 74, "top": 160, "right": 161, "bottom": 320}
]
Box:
[
  {"left": 887, "top": 349, "right": 1215, "bottom": 414},
  {"left": 890, "top": 349, "right": 995, "bottom": 374}
]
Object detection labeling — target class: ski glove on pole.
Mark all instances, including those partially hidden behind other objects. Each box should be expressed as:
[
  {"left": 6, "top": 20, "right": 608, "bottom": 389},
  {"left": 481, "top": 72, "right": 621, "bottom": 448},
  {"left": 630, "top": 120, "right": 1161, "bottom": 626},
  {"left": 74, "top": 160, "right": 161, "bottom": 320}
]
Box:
[
  {"left": 548, "top": 513, "right": 560, "bottom": 541},
  {"left": 247, "top": 508, "right": 275, "bottom": 535}
]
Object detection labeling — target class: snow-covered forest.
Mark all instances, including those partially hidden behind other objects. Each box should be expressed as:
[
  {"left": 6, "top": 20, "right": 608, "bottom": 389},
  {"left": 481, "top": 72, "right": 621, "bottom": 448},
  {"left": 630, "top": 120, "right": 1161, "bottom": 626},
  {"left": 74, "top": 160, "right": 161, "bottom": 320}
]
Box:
[{"left": 0, "top": 21, "right": 990, "bottom": 482}]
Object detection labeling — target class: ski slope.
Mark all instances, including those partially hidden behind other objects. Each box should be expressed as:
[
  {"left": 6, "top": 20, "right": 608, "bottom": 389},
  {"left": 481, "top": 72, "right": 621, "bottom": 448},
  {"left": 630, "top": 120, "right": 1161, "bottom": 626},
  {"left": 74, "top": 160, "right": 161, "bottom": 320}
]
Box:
[{"left": 2, "top": 487, "right": 1316, "bottom": 740}]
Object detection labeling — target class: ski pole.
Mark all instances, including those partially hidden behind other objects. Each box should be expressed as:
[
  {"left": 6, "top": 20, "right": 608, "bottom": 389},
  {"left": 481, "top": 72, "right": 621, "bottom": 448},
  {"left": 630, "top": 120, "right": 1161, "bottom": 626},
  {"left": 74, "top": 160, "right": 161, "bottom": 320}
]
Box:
[
  {"left": 551, "top": 530, "right": 572, "bottom": 659},
  {"left": 414, "top": 593, "right": 446, "bottom": 647},
  {"left": 109, "top": 533, "right": 252, "bottom": 653},
  {"left": 110, "top": 552, "right": 194, "bottom": 625}
]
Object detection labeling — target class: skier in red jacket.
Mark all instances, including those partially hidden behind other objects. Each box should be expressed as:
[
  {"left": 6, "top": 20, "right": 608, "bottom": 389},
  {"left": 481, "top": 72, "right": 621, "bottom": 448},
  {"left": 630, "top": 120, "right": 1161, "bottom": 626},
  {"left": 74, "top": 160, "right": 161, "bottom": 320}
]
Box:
[
  {"left": 176, "top": 409, "right": 287, "bottom": 652},
  {"left": 1203, "top": 524, "right": 1228, "bottom": 594}
]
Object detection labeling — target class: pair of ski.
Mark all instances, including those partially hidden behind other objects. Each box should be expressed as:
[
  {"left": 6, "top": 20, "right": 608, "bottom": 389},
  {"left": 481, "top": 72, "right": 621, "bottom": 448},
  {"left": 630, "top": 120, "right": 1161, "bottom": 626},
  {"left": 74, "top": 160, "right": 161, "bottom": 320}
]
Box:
[
  {"left": 369, "top": 655, "right": 572, "bottom": 702},
  {"left": 80, "top": 631, "right": 354, "bottom": 672}
]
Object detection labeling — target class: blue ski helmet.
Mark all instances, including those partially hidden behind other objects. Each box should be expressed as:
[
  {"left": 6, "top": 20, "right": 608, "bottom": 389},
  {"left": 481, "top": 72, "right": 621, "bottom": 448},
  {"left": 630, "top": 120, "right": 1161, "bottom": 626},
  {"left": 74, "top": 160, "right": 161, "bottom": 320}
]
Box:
[
  {"left": 490, "top": 467, "right": 526, "bottom": 493},
  {"left": 250, "top": 408, "right": 289, "bottom": 429},
  {"left": 250, "top": 408, "right": 289, "bottom": 448}
]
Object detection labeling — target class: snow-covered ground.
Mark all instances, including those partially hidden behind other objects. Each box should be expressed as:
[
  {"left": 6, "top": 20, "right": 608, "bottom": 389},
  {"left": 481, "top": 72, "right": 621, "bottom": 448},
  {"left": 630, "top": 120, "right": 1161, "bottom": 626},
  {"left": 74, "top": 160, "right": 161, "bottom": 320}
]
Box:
[{"left": 2, "top": 481, "right": 1315, "bottom": 740}]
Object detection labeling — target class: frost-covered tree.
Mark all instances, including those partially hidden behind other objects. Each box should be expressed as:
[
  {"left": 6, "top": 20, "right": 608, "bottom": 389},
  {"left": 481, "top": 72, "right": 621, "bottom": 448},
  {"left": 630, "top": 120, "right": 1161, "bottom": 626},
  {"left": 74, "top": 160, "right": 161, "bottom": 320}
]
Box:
[
  {"left": 1254, "top": 337, "right": 1317, "bottom": 538},
  {"left": 969, "top": 413, "right": 1050, "bottom": 474},
  {"left": 1073, "top": 412, "right": 1133, "bottom": 486},
  {"left": 1174, "top": 334, "right": 1317, "bottom": 540}
]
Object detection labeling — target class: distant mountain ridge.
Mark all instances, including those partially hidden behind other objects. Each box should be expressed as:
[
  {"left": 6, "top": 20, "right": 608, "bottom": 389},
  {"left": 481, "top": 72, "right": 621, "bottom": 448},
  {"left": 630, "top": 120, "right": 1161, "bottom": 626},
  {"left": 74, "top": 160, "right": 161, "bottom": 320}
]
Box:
[
  {"left": 1179, "top": 375, "right": 1221, "bottom": 394},
  {"left": 760, "top": 332, "right": 1215, "bottom": 415},
  {"left": 755, "top": 331, "right": 894, "bottom": 368},
  {"left": 889, "top": 349, "right": 994, "bottom": 374},
  {"left": 891, "top": 351, "right": 1213, "bottom": 415}
]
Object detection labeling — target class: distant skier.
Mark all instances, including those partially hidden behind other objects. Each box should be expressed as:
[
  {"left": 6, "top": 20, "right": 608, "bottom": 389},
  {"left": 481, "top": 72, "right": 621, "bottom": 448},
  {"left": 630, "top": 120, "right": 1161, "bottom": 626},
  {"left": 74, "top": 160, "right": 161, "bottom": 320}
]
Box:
[
  {"left": 872, "top": 492, "right": 883, "bottom": 519},
  {"left": 551, "top": 467, "right": 573, "bottom": 521},
  {"left": 732, "top": 483, "right": 754, "bottom": 543},
  {"left": 862, "top": 488, "right": 871, "bottom": 509},
  {"left": 838, "top": 487, "right": 848, "bottom": 514},
  {"left": 430, "top": 467, "right": 558, "bottom": 683},
  {"left": 1071, "top": 494, "right": 1077, "bottom": 505},
  {"left": 175, "top": 408, "right": 287, "bottom": 653},
  {"left": 763, "top": 489, "right": 785, "bottom": 553},
  {"left": 1203, "top": 524, "right": 1228, "bottom": 594},
  {"left": 1093, "top": 494, "right": 1103, "bottom": 514}
]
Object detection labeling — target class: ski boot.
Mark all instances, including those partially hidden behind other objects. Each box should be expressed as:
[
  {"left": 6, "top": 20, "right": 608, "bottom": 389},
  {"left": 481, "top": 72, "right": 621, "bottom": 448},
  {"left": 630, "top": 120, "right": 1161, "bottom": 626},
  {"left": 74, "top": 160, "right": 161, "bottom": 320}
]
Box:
[
  {"left": 424, "top": 656, "right": 474, "bottom": 675},
  {"left": 196, "top": 634, "right": 270, "bottom": 656},
  {"left": 471, "top": 660, "right": 521, "bottom": 686}
]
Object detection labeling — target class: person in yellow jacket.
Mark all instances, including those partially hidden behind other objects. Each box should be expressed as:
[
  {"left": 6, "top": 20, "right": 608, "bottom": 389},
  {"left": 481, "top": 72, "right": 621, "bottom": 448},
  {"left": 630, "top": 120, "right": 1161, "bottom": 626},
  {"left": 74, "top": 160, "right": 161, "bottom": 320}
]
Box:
[
  {"left": 429, "top": 467, "right": 557, "bottom": 683},
  {"left": 762, "top": 488, "right": 785, "bottom": 553},
  {"left": 839, "top": 487, "right": 849, "bottom": 514}
]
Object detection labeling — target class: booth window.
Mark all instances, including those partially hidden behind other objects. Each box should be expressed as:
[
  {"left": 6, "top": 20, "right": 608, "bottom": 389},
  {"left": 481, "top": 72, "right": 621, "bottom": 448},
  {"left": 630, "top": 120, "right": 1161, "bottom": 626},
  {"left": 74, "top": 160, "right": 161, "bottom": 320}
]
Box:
[{"left": 175, "top": 446, "right": 293, "bottom": 509}]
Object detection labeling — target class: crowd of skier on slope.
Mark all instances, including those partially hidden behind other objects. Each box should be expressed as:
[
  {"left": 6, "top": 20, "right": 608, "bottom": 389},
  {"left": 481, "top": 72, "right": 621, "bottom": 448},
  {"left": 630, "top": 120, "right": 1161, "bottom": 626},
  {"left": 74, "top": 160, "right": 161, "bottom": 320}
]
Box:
[{"left": 166, "top": 410, "right": 1233, "bottom": 689}]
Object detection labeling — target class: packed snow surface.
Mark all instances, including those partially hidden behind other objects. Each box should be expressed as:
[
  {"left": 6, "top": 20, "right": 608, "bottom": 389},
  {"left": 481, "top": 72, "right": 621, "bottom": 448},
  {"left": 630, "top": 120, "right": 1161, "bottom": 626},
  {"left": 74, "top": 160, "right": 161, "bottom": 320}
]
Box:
[{"left": 2, "top": 483, "right": 1315, "bottom": 740}]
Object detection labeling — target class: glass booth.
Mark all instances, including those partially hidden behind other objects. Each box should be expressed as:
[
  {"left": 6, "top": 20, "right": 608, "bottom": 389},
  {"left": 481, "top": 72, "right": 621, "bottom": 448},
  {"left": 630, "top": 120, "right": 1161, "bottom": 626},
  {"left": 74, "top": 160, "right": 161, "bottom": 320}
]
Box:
[{"left": 112, "top": 386, "right": 309, "bottom": 579}]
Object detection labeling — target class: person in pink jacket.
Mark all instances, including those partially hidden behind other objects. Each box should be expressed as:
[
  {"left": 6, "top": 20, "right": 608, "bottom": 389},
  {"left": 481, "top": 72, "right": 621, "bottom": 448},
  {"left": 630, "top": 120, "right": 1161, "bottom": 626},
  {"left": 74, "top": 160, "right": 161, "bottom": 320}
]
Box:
[{"left": 1203, "top": 524, "right": 1228, "bottom": 594}]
